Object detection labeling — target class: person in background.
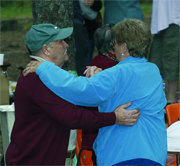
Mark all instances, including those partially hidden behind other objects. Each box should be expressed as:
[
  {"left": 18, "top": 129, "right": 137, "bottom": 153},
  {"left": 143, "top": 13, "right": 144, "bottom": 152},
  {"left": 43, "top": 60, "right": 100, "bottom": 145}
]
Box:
[
  {"left": 73, "top": 0, "right": 89, "bottom": 76},
  {"left": 79, "top": 24, "right": 119, "bottom": 165},
  {"left": 88, "top": 24, "right": 118, "bottom": 69},
  {"left": 149, "top": 0, "right": 180, "bottom": 104},
  {"left": 23, "top": 19, "right": 167, "bottom": 165},
  {"left": 73, "top": 0, "right": 102, "bottom": 75},
  {"left": 103, "top": 0, "right": 144, "bottom": 25},
  {"left": 5, "top": 23, "right": 140, "bottom": 166},
  {"left": 80, "top": 0, "right": 102, "bottom": 62}
]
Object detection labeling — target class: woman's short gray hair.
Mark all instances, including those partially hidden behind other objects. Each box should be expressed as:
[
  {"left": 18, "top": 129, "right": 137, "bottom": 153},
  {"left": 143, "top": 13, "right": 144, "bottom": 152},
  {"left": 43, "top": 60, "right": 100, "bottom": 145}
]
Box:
[{"left": 94, "top": 24, "right": 115, "bottom": 54}]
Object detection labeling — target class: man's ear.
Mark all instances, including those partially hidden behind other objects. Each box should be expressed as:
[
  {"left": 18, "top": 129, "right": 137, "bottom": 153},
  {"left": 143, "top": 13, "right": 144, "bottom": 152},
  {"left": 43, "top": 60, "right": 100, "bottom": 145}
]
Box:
[{"left": 42, "top": 44, "right": 50, "bottom": 56}]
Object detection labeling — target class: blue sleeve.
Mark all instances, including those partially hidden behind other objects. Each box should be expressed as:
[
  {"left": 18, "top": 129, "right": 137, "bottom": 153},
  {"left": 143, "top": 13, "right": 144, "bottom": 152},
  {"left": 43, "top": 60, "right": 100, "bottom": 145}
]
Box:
[{"left": 36, "top": 61, "right": 117, "bottom": 107}]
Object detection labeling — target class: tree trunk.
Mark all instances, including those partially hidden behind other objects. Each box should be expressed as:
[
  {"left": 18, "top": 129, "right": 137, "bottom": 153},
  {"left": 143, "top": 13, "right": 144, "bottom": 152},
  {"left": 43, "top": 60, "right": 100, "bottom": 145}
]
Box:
[{"left": 32, "top": 0, "right": 76, "bottom": 71}]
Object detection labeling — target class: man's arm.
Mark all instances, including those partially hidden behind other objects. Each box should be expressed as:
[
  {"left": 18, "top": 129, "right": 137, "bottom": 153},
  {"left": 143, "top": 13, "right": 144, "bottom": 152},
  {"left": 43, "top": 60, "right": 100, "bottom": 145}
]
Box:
[
  {"left": 36, "top": 82, "right": 139, "bottom": 129},
  {"left": 25, "top": 74, "right": 139, "bottom": 129}
]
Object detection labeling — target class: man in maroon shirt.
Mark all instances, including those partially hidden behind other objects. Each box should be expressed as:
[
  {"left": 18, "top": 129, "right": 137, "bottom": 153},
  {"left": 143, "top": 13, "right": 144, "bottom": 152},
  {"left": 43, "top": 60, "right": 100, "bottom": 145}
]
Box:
[{"left": 6, "top": 24, "right": 140, "bottom": 165}]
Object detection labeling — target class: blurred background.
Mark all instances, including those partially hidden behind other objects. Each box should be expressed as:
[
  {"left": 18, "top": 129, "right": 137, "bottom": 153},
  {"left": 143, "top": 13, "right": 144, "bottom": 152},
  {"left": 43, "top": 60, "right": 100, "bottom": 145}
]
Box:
[{"left": 0, "top": 0, "right": 152, "bottom": 81}]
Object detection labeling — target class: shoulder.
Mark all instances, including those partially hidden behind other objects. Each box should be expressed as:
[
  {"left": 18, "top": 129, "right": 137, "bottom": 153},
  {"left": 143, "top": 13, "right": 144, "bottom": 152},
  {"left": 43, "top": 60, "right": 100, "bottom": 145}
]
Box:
[
  {"left": 16, "top": 73, "right": 70, "bottom": 104},
  {"left": 16, "top": 72, "right": 51, "bottom": 95}
]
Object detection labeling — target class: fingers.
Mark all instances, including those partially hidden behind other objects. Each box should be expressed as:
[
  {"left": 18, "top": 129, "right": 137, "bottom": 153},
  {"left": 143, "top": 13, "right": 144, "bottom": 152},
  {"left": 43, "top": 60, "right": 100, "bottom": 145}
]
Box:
[
  {"left": 22, "top": 61, "right": 42, "bottom": 76},
  {"left": 23, "top": 68, "right": 30, "bottom": 76},
  {"left": 83, "top": 66, "right": 91, "bottom": 77},
  {"left": 116, "top": 116, "right": 139, "bottom": 126},
  {"left": 83, "top": 66, "right": 102, "bottom": 78},
  {"left": 126, "top": 110, "right": 140, "bottom": 122},
  {"left": 119, "top": 119, "right": 138, "bottom": 126},
  {"left": 83, "top": 67, "right": 94, "bottom": 78},
  {"left": 94, "top": 68, "right": 102, "bottom": 74},
  {"left": 114, "top": 106, "right": 140, "bottom": 126},
  {"left": 119, "top": 102, "right": 132, "bottom": 109},
  {"left": 89, "top": 66, "right": 97, "bottom": 76},
  {"left": 83, "top": 68, "right": 89, "bottom": 77},
  {"left": 127, "top": 113, "right": 140, "bottom": 124},
  {"left": 128, "top": 109, "right": 140, "bottom": 115},
  {"left": 23, "top": 66, "right": 36, "bottom": 76},
  {"left": 132, "top": 112, "right": 140, "bottom": 118},
  {"left": 26, "top": 61, "right": 37, "bottom": 68}
]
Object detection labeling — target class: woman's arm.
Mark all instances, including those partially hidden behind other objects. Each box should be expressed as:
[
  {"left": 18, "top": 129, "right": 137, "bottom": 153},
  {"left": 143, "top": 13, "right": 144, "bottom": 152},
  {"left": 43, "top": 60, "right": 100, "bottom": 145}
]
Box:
[{"left": 23, "top": 61, "right": 117, "bottom": 107}]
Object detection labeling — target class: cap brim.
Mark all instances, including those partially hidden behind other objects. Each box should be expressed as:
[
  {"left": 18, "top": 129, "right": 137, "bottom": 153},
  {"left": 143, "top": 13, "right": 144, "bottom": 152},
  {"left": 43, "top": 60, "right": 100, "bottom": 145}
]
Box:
[{"left": 54, "top": 27, "right": 73, "bottom": 41}]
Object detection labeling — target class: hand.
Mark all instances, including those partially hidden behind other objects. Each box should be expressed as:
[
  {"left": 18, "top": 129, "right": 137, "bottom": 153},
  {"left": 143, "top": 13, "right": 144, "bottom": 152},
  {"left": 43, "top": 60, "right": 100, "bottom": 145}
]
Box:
[
  {"left": 82, "top": 0, "right": 94, "bottom": 7},
  {"left": 83, "top": 66, "right": 102, "bottom": 78},
  {"left": 114, "top": 102, "right": 140, "bottom": 126},
  {"left": 23, "top": 61, "right": 43, "bottom": 76}
]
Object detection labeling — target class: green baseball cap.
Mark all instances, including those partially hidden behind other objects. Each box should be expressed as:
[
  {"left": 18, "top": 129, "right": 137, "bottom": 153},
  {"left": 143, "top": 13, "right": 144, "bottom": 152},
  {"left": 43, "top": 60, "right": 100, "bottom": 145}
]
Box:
[{"left": 25, "top": 23, "right": 73, "bottom": 52}]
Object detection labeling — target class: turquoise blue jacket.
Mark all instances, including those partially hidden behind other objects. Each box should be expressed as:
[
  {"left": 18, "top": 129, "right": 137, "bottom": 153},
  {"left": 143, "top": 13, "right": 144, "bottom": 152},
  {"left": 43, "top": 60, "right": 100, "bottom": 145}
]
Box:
[
  {"left": 104, "top": 0, "right": 144, "bottom": 24},
  {"left": 36, "top": 56, "right": 167, "bottom": 165}
]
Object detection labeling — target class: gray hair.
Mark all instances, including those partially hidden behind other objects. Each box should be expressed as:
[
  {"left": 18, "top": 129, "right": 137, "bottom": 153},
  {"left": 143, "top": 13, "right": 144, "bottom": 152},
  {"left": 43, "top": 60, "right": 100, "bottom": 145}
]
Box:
[
  {"left": 94, "top": 24, "right": 115, "bottom": 54},
  {"left": 27, "top": 41, "right": 55, "bottom": 56}
]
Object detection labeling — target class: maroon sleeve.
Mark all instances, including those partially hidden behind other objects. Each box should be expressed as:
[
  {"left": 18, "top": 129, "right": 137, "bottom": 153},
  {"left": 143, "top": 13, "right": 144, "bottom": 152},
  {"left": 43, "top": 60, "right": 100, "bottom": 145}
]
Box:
[{"left": 25, "top": 74, "right": 116, "bottom": 130}]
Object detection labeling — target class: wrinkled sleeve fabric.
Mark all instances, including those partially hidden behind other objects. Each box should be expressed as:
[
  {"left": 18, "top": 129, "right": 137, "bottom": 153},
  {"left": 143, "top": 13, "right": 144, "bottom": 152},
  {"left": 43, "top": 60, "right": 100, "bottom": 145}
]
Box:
[
  {"left": 34, "top": 85, "right": 116, "bottom": 129},
  {"left": 21, "top": 73, "right": 116, "bottom": 130},
  {"left": 36, "top": 61, "right": 117, "bottom": 107}
]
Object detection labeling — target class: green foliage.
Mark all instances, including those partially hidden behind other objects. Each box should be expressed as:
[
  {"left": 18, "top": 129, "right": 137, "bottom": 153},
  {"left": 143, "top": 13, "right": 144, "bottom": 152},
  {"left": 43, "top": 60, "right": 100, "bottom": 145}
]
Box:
[
  {"left": 68, "top": 70, "right": 78, "bottom": 77},
  {"left": 140, "top": 2, "right": 152, "bottom": 16},
  {"left": 0, "top": 1, "right": 32, "bottom": 19},
  {"left": 1, "top": 0, "right": 32, "bottom": 7}
]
